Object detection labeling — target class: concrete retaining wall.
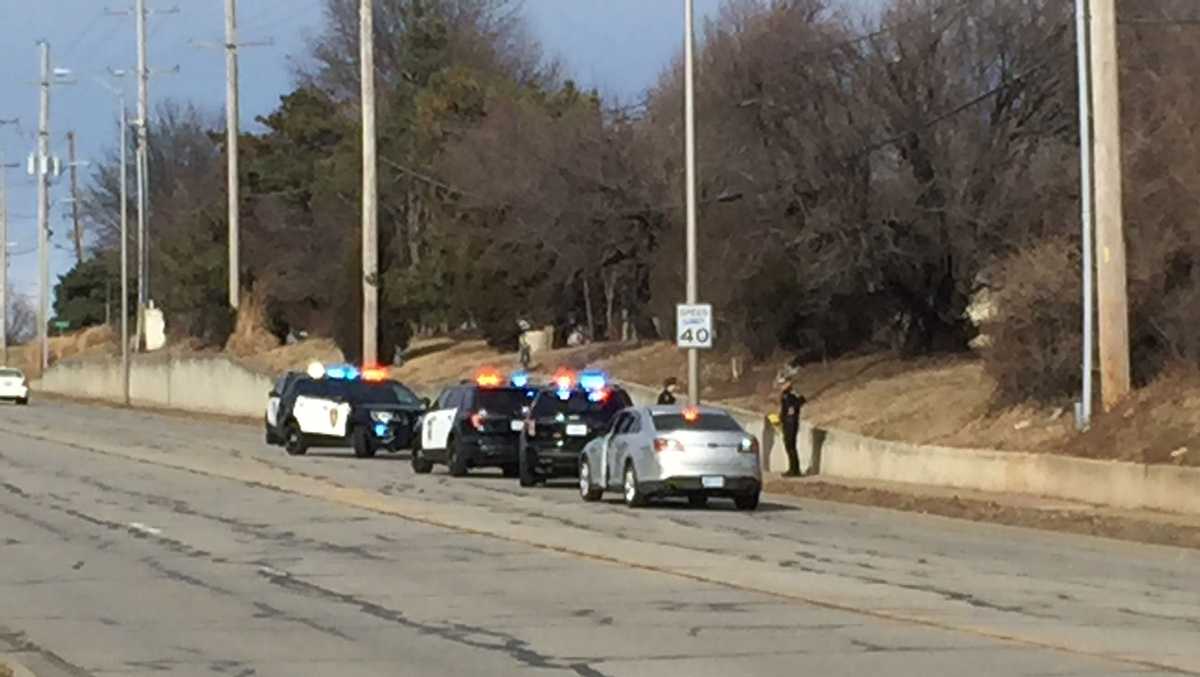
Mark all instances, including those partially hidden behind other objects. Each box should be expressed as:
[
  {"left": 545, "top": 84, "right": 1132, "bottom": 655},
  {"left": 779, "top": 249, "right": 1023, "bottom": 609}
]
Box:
[
  {"left": 622, "top": 379, "right": 1200, "bottom": 515},
  {"left": 36, "top": 355, "right": 272, "bottom": 419}
]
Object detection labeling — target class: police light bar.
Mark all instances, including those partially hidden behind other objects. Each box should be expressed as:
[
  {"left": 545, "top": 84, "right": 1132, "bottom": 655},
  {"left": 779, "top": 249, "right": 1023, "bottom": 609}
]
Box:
[
  {"left": 510, "top": 371, "right": 530, "bottom": 388},
  {"left": 476, "top": 369, "right": 504, "bottom": 387},
  {"left": 362, "top": 367, "right": 388, "bottom": 382},
  {"left": 579, "top": 370, "right": 607, "bottom": 392},
  {"left": 552, "top": 368, "right": 575, "bottom": 391},
  {"left": 306, "top": 362, "right": 326, "bottom": 379}
]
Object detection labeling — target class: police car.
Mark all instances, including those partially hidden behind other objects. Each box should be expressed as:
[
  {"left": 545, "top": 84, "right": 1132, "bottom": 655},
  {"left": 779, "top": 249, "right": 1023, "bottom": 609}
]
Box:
[
  {"left": 264, "top": 370, "right": 307, "bottom": 444},
  {"left": 411, "top": 369, "right": 538, "bottom": 477},
  {"left": 517, "top": 370, "right": 633, "bottom": 487},
  {"left": 267, "top": 363, "right": 428, "bottom": 458}
]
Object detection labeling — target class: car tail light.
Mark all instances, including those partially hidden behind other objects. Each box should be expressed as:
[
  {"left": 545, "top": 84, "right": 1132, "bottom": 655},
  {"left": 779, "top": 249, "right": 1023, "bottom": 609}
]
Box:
[
  {"left": 653, "top": 437, "right": 684, "bottom": 453},
  {"left": 739, "top": 436, "right": 760, "bottom": 455},
  {"left": 470, "top": 411, "right": 487, "bottom": 431}
]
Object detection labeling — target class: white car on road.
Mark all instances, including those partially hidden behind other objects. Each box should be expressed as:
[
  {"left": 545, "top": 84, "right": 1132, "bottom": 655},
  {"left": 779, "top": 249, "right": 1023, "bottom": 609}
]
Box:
[
  {"left": 0, "top": 367, "right": 30, "bottom": 405},
  {"left": 578, "top": 405, "right": 762, "bottom": 510}
]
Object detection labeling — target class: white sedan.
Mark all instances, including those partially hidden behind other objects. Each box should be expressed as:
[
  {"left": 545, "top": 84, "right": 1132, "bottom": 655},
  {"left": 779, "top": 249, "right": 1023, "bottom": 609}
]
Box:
[
  {"left": 578, "top": 405, "right": 762, "bottom": 510},
  {"left": 0, "top": 367, "right": 30, "bottom": 405}
]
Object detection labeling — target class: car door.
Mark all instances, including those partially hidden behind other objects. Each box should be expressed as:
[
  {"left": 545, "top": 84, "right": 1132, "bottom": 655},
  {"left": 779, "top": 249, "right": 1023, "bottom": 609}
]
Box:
[
  {"left": 266, "top": 375, "right": 288, "bottom": 428},
  {"left": 605, "top": 412, "right": 632, "bottom": 489},
  {"left": 423, "top": 388, "right": 460, "bottom": 454}
]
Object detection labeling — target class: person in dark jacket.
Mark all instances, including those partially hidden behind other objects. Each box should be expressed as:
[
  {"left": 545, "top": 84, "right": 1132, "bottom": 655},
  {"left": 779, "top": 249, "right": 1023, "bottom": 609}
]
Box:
[
  {"left": 780, "top": 380, "right": 807, "bottom": 476},
  {"left": 657, "top": 377, "right": 679, "bottom": 405}
]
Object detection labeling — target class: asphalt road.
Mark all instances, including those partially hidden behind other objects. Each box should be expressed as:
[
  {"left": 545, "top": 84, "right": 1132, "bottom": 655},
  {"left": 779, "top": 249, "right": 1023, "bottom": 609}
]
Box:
[{"left": 1, "top": 398, "right": 1197, "bottom": 677}]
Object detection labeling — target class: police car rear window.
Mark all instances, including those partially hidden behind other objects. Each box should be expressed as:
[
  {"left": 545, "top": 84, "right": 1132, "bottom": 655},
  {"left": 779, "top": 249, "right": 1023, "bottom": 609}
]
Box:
[
  {"left": 475, "top": 389, "right": 528, "bottom": 414},
  {"left": 652, "top": 414, "right": 743, "bottom": 432},
  {"left": 0, "top": 369, "right": 22, "bottom": 378}
]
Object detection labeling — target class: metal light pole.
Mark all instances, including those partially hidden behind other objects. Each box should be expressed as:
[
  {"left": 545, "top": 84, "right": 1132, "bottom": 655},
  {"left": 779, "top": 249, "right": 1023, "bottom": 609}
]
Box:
[
  {"left": 1075, "top": 0, "right": 1095, "bottom": 430},
  {"left": 683, "top": 0, "right": 699, "bottom": 405}
]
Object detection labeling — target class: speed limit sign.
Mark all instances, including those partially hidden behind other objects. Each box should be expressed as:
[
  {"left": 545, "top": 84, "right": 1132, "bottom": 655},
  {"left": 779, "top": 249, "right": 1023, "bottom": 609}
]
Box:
[{"left": 676, "top": 304, "right": 713, "bottom": 349}]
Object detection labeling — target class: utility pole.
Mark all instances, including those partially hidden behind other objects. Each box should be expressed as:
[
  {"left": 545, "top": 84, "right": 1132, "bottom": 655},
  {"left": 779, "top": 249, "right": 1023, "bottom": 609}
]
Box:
[
  {"left": 108, "top": 2, "right": 178, "bottom": 352},
  {"left": 0, "top": 146, "right": 18, "bottom": 367},
  {"left": 67, "top": 131, "right": 83, "bottom": 264},
  {"left": 36, "top": 41, "right": 52, "bottom": 374},
  {"left": 120, "top": 89, "right": 131, "bottom": 404},
  {"left": 1089, "top": 0, "right": 1131, "bottom": 410},
  {"left": 1074, "top": 0, "right": 1095, "bottom": 430},
  {"left": 194, "top": 1, "right": 270, "bottom": 311},
  {"left": 224, "top": 0, "right": 240, "bottom": 310},
  {"left": 136, "top": 0, "right": 149, "bottom": 350},
  {"left": 360, "top": 0, "right": 379, "bottom": 366},
  {"left": 683, "top": 0, "right": 700, "bottom": 405}
]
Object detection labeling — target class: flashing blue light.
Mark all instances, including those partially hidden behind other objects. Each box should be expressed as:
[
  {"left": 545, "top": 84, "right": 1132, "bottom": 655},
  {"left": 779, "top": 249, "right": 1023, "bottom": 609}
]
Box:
[
  {"left": 326, "top": 367, "right": 347, "bottom": 379},
  {"left": 324, "top": 364, "right": 360, "bottom": 380},
  {"left": 588, "top": 389, "right": 607, "bottom": 403},
  {"left": 373, "top": 423, "right": 390, "bottom": 438},
  {"left": 511, "top": 371, "right": 529, "bottom": 388},
  {"left": 555, "top": 388, "right": 571, "bottom": 401},
  {"left": 579, "top": 370, "right": 607, "bottom": 392}
]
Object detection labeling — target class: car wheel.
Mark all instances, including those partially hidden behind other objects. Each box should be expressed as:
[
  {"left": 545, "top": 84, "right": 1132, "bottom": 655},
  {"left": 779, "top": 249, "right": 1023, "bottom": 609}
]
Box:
[
  {"left": 16, "top": 397, "right": 28, "bottom": 406},
  {"left": 579, "top": 458, "right": 603, "bottom": 502},
  {"left": 518, "top": 440, "right": 538, "bottom": 487},
  {"left": 283, "top": 422, "right": 308, "bottom": 456},
  {"left": 623, "top": 462, "right": 646, "bottom": 508},
  {"left": 734, "top": 491, "right": 760, "bottom": 511},
  {"left": 447, "top": 437, "right": 469, "bottom": 477},
  {"left": 688, "top": 494, "right": 708, "bottom": 509},
  {"left": 411, "top": 446, "right": 434, "bottom": 474},
  {"left": 352, "top": 426, "right": 377, "bottom": 459}
]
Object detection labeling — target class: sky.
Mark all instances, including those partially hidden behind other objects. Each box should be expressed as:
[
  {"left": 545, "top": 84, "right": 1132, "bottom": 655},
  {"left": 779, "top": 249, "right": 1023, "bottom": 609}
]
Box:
[{"left": 0, "top": 0, "right": 878, "bottom": 304}]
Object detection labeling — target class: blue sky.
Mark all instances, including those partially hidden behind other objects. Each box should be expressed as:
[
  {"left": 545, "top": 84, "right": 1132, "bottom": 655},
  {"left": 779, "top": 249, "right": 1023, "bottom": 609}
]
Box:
[{"left": 0, "top": 0, "right": 877, "bottom": 301}]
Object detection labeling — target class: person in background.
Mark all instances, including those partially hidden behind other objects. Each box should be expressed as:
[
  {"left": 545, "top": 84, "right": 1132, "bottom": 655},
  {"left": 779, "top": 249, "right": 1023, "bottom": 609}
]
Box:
[
  {"left": 780, "top": 380, "right": 807, "bottom": 476},
  {"left": 657, "top": 377, "right": 679, "bottom": 405}
]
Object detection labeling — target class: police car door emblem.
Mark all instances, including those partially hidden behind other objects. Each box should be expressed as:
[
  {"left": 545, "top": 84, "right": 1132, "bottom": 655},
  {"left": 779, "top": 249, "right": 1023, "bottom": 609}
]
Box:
[{"left": 329, "top": 408, "right": 339, "bottom": 427}]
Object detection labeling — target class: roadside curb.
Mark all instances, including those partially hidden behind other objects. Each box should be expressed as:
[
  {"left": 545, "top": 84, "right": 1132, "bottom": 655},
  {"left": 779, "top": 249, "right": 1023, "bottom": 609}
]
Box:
[{"left": 1, "top": 656, "right": 37, "bottom": 677}]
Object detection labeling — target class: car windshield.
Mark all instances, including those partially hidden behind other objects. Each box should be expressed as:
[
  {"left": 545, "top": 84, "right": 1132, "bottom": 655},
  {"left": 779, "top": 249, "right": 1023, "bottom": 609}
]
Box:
[
  {"left": 533, "top": 390, "right": 626, "bottom": 419},
  {"left": 653, "top": 413, "right": 744, "bottom": 433},
  {"left": 475, "top": 388, "right": 528, "bottom": 415},
  {"left": 350, "top": 381, "right": 421, "bottom": 406},
  {"left": 0, "top": 369, "right": 22, "bottom": 379}
]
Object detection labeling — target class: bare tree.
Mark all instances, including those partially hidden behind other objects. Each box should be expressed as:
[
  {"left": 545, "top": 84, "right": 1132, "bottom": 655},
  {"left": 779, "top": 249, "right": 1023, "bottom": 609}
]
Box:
[{"left": 6, "top": 291, "right": 36, "bottom": 346}]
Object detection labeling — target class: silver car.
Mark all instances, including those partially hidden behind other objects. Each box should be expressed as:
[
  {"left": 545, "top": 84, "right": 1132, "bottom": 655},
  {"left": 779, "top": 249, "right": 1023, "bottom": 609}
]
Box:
[{"left": 578, "top": 405, "right": 762, "bottom": 510}]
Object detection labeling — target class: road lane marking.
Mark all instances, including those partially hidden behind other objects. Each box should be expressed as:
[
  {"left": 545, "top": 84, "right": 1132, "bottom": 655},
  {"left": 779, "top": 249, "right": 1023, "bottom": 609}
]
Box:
[{"left": 128, "top": 522, "right": 163, "bottom": 536}]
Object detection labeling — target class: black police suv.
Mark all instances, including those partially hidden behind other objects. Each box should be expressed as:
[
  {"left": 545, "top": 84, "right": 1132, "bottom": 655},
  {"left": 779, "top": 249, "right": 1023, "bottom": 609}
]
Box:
[
  {"left": 411, "top": 378, "right": 537, "bottom": 477},
  {"left": 517, "top": 384, "right": 633, "bottom": 487}
]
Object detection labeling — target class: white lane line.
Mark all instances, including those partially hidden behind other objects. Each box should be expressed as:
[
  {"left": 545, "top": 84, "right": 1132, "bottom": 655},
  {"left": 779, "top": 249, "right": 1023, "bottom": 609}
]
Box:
[
  {"left": 257, "top": 565, "right": 290, "bottom": 578},
  {"left": 128, "top": 522, "right": 163, "bottom": 536}
]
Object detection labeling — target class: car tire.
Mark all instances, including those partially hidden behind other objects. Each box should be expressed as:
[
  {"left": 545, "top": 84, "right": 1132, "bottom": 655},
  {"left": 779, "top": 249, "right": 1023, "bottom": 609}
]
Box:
[
  {"left": 447, "top": 437, "right": 469, "bottom": 477},
  {"left": 16, "top": 397, "right": 28, "bottom": 406},
  {"left": 411, "top": 446, "right": 434, "bottom": 474},
  {"left": 579, "top": 458, "right": 603, "bottom": 502},
  {"left": 688, "top": 494, "right": 708, "bottom": 509},
  {"left": 352, "top": 426, "right": 377, "bottom": 459},
  {"left": 518, "top": 440, "right": 538, "bottom": 487},
  {"left": 734, "top": 491, "right": 760, "bottom": 511},
  {"left": 283, "top": 422, "right": 308, "bottom": 456},
  {"left": 623, "top": 462, "right": 646, "bottom": 508}
]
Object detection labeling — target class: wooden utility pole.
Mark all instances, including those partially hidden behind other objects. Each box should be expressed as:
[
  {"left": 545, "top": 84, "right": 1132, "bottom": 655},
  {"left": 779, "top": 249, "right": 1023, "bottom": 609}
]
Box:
[
  {"left": 360, "top": 0, "right": 379, "bottom": 366},
  {"left": 68, "top": 131, "right": 83, "bottom": 264},
  {"left": 224, "top": 0, "right": 240, "bottom": 310},
  {"left": 1089, "top": 0, "right": 1131, "bottom": 410}
]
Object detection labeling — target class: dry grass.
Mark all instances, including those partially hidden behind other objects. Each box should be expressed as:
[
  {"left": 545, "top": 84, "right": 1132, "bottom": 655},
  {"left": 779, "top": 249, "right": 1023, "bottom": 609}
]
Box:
[{"left": 225, "top": 289, "right": 281, "bottom": 357}]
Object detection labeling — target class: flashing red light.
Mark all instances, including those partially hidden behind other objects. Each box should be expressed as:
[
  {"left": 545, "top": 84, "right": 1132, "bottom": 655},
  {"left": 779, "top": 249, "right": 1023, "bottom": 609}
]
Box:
[
  {"left": 362, "top": 367, "right": 388, "bottom": 381},
  {"left": 470, "top": 411, "right": 487, "bottom": 430},
  {"left": 476, "top": 369, "right": 503, "bottom": 387},
  {"left": 682, "top": 407, "right": 700, "bottom": 423},
  {"left": 552, "top": 368, "right": 576, "bottom": 391}
]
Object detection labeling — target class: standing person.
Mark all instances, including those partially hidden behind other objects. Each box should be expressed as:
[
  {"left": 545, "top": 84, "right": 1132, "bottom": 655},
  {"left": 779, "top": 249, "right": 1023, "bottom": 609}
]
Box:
[
  {"left": 657, "top": 377, "right": 679, "bottom": 405},
  {"left": 780, "top": 380, "right": 807, "bottom": 476}
]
